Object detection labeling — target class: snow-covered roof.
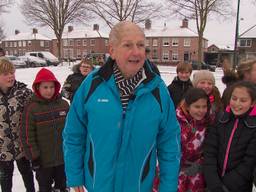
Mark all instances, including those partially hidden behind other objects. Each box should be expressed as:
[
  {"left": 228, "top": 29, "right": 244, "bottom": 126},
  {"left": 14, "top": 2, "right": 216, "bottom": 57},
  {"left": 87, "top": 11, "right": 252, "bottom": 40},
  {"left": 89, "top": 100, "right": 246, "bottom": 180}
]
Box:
[
  {"left": 144, "top": 26, "right": 200, "bottom": 38},
  {"left": 4, "top": 32, "right": 51, "bottom": 41},
  {"left": 240, "top": 25, "right": 256, "bottom": 38},
  {"left": 60, "top": 28, "right": 109, "bottom": 39}
]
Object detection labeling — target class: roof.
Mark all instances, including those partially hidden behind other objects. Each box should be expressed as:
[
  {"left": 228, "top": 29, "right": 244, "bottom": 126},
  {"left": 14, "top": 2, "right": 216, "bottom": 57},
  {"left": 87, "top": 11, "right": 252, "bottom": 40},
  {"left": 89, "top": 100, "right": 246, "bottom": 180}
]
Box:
[
  {"left": 240, "top": 24, "right": 256, "bottom": 38},
  {"left": 60, "top": 28, "right": 109, "bottom": 39},
  {"left": 4, "top": 32, "right": 51, "bottom": 41},
  {"left": 144, "top": 26, "right": 200, "bottom": 38}
]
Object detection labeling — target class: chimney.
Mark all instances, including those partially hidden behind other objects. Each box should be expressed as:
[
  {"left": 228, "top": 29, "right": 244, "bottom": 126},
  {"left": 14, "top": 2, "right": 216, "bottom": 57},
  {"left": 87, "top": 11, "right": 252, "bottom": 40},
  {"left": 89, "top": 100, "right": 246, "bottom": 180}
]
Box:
[
  {"left": 32, "top": 28, "right": 38, "bottom": 34},
  {"left": 93, "top": 24, "right": 99, "bottom": 31},
  {"left": 68, "top": 26, "right": 73, "bottom": 32},
  {"left": 145, "top": 19, "right": 151, "bottom": 30},
  {"left": 15, "top": 30, "right": 20, "bottom": 35},
  {"left": 181, "top": 18, "right": 188, "bottom": 28}
]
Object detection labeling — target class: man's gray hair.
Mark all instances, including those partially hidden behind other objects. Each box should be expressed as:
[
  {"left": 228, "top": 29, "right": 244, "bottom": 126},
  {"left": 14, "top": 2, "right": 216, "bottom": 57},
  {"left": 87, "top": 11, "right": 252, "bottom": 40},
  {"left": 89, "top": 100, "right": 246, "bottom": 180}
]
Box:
[{"left": 109, "top": 21, "right": 145, "bottom": 45}]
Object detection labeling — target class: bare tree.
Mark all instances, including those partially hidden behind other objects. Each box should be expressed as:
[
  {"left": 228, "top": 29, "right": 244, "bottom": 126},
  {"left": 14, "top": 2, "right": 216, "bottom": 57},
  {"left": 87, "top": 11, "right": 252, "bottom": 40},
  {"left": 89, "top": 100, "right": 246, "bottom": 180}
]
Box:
[
  {"left": 21, "top": 0, "right": 91, "bottom": 60},
  {"left": 166, "top": 0, "right": 232, "bottom": 62},
  {"left": 88, "top": 0, "right": 163, "bottom": 28}
]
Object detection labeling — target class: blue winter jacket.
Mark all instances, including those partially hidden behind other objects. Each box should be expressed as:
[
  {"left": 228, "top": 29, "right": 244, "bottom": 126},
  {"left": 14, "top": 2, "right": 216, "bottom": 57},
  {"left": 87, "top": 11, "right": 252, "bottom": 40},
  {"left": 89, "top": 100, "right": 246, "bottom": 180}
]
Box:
[{"left": 63, "top": 58, "right": 181, "bottom": 192}]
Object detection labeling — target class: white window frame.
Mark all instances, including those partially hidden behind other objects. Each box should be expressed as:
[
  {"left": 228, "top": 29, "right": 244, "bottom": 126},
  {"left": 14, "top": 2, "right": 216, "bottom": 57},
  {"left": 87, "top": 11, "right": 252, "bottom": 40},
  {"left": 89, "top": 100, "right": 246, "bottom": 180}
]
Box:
[
  {"left": 40, "top": 41, "right": 44, "bottom": 47},
  {"left": 162, "top": 38, "right": 170, "bottom": 46},
  {"left": 162, "top": 50, "right": 169, "bottom": 61},
  {"left": 22, "top": 41, "right": 26, "bottom": 47},
  {"left": 172, "top": 52, "right": 179, "bottom": 61},
  {"left": 172, "top": 38, "right": 179, "bottom": 46},
  {"left": 145, "top": 39, "right": 150, "bottom": 47},
  {"left": 90, "top": 39, "right": 95, "bottom": 46},
  {"left": 239, "top": 39, "right": 252, "bottom": 47},
  {"left": 76, "top": 40, "right": 81, "bottom": 46},
  {"left": 152, "top": 39, "right": 158, "bottom": 47},
  {"left": 184, "top": 38, "right": 191, "bottom": 47},
  {"left": 18, "top": 41, "right": 22, "bottom": 47}
]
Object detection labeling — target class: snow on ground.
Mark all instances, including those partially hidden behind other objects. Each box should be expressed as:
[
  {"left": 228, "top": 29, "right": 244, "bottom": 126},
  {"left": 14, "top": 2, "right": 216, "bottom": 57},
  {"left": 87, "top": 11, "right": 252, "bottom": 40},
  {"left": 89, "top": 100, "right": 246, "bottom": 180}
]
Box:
[{"left": 11, "top": 63, "right": 254, "bottom": 191}]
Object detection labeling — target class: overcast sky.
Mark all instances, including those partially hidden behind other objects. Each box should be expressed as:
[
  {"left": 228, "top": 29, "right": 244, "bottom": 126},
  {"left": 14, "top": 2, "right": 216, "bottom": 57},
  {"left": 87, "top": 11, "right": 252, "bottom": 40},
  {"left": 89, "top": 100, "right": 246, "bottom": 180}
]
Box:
[{"left": 1, "top": 0, "right": 256, "bottom": 47}]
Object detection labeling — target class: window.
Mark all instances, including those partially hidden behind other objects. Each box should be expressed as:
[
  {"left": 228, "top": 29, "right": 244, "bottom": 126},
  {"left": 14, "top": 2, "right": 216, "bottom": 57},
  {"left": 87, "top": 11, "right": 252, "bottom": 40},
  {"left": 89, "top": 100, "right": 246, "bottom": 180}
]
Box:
[
  {"left": 90, "top": 39, "right": 95, "bottom": 46},
  {"left": 162, "top": 50, "right": 169, "bottom": 61},
  {"left": 28, "top": 41, "right": 32, "bottom": 47},
  {"left": 18, "top": 41, "right": 22, "bottom": 47},
  {"left": 40, "top": 41, "right": 44, "bottom": 47},
  {"left": 63, "top": 48, "right": 74, "bottom": 59},
  {"left": 22, "top": 41, "right": 26, "bottom": 47},
  {"left": 162, "top": 38, "right": 170, "bottom": 46},
  {"left": 5, "top": 42, "right": 8, "bottom": 47},
  {"left": 184, "top": 38, "right": 191, "bottom": 47},
  {"left": 63, "top": 39, "right": 68, "bottom": 47},
  {"left": 172, "top": 51, "right": 179, "bottom": 61},
  {"left": 105, "top": 39, "right": 109, "bottom": 46},
  {"left": 239, "top": 39, "right": 252, "bottom": 47},
  {"left": 83, "top": 40, "right": 87, "bottom": 46},
  {"left": 83, "top": 50, "right": 88, "bottom": 57},
  {"left": 10, "top": 42, "right": 13, "bottom": 47},
  {"left": 45, "top": 41, "right": 49, "bottom": 47},
  {"left": 69, "top": 39, "right": 74, "bottom": 46},
  {"left": 152, "top": 49, "right": 158, "bottom": 60},
  {"left": 77, "top": 49, "right": 81, "bottom": 58},
  {"left": 172, "top": 38, "right": 179, "bottom": 46},
  {"left": 145, "top": 39, "right": 150, "bottom": 46},
  {"left": 184, "top": 51, "right": 190, "bottom": 62},
  {"left": 76, "top": 40, "right": 81, "bottom": 46},
  {"left": 152, "top": 39, "right": 158, "bottom": 46},
  {"left": 13, "top": 41, "right": 17, "bottom": 47}
]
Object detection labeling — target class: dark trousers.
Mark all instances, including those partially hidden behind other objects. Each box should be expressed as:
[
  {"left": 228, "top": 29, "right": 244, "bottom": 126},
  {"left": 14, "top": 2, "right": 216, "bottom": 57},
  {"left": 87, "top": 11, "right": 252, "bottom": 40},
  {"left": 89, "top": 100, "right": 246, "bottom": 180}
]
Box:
[
  {"left": 0, "top": 157, "right": 35, "bottom": 192},
  {"left": 35, "top": 164, "right": 66, "bottom": 192}
]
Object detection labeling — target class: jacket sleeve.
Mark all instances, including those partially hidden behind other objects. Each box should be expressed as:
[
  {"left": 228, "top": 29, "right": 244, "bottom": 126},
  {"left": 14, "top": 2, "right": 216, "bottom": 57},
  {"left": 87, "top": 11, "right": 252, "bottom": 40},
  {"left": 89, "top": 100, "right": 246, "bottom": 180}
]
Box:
[
  {"left": 61, "top": 76, "right": 73, "bottom": 100},
  {"left": 63, "top": 76, "right": 91, "bottom": 187},
  {"left": 222, "top": 129, "right": 256, "bottom": 190},
  {"left": 203, "top": 123, "right": 227, "bottom": 191},
  {"left": 20, "top": 103, "right": 40, "bottom": 160},
  {"left": 157, "top": 84, "right": 181, "bottom": 192}
]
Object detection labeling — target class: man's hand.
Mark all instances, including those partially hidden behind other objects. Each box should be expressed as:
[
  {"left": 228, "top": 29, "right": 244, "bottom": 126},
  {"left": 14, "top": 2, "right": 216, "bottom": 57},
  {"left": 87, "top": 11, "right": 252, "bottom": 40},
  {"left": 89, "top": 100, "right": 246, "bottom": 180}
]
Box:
[{"left": 73, "top": 186, "right": 85, "bottom": 192}]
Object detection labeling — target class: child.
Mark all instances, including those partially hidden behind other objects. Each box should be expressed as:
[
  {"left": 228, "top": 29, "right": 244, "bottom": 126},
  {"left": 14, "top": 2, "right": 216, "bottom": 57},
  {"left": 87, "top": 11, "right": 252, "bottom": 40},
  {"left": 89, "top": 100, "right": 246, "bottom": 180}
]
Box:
[
  {"left": 153, "top": 88, "right": 210, "bottom": 192},
  {"left": 20, "top": 68, "right": 69, "bottom": 192},
  {"left": 177, "top": 88, "right": 210, "bottom": 192},
  {"left": 0, "top": 58, "right": 35, "bottom": 192},
  {"left": 167, "top": 62, "right": 193, "bottom": 108},
  {"left": 192, "top": 70, "right": 222, "bottom": 121},
  {"left": 203, "top": 81, "right": 256, "bottom": 192},
  {"left": 62, "top": 58, "right": 94, "bottom": 102}
]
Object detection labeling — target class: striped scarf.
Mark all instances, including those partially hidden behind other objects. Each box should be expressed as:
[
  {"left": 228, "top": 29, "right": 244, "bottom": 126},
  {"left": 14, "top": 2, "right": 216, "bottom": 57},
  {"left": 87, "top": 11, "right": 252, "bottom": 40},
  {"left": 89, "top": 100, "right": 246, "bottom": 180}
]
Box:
[{"left": 113, "top": 64, "right": 143, "bottom": 111}]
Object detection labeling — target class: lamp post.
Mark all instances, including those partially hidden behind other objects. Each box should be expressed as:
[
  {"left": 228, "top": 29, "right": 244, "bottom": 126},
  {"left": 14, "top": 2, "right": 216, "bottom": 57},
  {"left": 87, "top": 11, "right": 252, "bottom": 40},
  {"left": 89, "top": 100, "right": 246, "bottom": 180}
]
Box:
[{"left": 233, "top": 0, "right": 241, "bottom": 70}]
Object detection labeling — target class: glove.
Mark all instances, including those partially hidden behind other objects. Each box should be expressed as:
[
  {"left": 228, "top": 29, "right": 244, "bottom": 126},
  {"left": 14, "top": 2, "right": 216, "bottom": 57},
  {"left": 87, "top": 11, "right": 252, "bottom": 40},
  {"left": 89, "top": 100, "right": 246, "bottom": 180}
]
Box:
[{"left": 31, "top": 157, "right": 41, "bottom": 171}]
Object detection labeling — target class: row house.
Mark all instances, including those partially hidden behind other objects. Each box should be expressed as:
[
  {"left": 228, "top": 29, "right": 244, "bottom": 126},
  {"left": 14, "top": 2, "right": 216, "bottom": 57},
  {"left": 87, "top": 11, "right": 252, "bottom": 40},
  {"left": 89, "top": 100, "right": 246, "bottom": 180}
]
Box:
[
  {"left": 144, "top": 19, "right": 208, "bottom": 65},
  {"left": 238, "top": 25, "right": 256, "bottom": 60},
  {"left": 1, "top": 28, "right": 52, "bottom": 56},
  {"left": 52, "top": 24, "right": 109, "bottom": 60}
]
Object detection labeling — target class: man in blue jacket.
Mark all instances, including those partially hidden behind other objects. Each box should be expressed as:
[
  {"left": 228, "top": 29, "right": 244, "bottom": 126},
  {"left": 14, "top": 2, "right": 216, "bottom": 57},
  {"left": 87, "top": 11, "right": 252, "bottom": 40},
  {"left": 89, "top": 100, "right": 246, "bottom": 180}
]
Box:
[{"left": 63, "top": 21, "right": 181, "bottom": 192}]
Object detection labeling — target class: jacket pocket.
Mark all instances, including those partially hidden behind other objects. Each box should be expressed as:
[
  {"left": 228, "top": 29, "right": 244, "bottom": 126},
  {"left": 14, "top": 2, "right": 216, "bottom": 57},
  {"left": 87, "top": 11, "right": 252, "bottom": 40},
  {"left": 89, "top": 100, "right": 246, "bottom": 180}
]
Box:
[{"left": 88, "top": 141, "right": 94, "bottom": 178}]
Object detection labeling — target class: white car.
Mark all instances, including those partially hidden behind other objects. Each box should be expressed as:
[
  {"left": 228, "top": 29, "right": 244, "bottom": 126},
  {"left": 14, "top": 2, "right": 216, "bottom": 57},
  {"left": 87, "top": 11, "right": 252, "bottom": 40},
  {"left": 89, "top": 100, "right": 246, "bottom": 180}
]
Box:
[
  {"left": 19, "top": 55, "right": 47, "bottom": 67},
  {"left": 25, "top": 51, "right": 59, "bottom": 66},
  {"left": 6, "top": 55, "right": 27, "bottom": 68}
]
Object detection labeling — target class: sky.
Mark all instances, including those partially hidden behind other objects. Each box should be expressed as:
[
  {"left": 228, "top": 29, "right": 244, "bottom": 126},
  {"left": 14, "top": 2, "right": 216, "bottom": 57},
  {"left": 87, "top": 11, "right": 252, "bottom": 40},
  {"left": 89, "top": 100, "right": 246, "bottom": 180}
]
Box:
[{"left": 1, "top": 0, "right": 256, "bottom": 48}]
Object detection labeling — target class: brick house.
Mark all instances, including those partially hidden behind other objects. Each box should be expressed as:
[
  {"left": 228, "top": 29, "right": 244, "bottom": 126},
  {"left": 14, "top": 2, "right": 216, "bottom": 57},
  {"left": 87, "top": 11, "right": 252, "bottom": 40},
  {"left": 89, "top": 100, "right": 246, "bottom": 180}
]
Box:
[
  {"left": 52, "top": 24, "right": 109, "bottom": 60},
  {"left": 144, "top": 19, "right": 208, "bottom": 65},
  {"left": 238, "top": 25, "right": 256, "bottom": 60},
  {"left": 2, "top": 28, "right": 52, "bottom": 56}
]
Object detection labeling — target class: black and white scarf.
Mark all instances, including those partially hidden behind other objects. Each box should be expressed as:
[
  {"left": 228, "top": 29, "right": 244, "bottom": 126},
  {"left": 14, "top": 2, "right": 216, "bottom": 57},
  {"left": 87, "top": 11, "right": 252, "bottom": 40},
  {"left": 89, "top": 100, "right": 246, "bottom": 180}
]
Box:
[{"left": 113, "top": 64, "right": 143, "bottom": 111}]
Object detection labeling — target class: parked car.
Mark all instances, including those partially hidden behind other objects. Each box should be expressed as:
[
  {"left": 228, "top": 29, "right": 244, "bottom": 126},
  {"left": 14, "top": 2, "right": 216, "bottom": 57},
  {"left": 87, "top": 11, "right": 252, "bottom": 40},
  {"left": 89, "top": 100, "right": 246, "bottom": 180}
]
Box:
[
  {"left": 6, "top": 55, "right": 27, "bottom": 68},
  {"left": 192, "top": 61, "right": 216, "bottom": 72},
  {"left": 25, "top": 51, "right": 59, "bottom": 66},
  {"left": 19, "top": 55, "right": 47, "bottom": 67}
]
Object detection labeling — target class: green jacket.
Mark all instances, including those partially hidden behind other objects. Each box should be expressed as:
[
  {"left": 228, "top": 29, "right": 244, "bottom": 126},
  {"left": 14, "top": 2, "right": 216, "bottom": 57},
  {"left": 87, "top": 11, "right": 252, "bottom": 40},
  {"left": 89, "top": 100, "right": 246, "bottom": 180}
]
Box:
[{"left": 21, "top": 94, "right": 69, "bottom": 168}]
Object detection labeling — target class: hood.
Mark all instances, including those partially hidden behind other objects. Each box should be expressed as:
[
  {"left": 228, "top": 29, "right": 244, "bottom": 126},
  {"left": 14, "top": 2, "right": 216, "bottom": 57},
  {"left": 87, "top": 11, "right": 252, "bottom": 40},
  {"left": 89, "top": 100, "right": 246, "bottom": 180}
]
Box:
[{"left": 32, "top": 68, "right": 61, "bottom": 99}]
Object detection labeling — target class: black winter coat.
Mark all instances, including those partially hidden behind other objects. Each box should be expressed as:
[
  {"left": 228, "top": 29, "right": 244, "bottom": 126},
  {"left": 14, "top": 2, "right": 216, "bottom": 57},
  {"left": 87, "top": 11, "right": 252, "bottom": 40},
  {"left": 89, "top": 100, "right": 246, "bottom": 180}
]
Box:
[
  {"left": 203, "top": 106, "right": 256, "bottom": 192},
  {"left": 167, "top": 76, "right": 192, "bottom": 108}
]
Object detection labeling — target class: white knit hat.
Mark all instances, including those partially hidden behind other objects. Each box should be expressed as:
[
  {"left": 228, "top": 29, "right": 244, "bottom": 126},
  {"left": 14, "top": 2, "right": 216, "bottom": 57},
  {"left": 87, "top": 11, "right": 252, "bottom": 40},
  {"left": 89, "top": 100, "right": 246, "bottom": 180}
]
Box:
[{"left": 192, "top": 70, "right": 215, "bottom": 86}]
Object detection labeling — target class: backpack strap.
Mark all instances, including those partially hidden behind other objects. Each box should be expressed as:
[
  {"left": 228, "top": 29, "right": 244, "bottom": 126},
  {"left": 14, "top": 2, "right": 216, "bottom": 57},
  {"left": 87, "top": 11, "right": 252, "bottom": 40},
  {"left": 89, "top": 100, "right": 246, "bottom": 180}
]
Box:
[{"left": 151, "top": 87, "right": 163, "bottom": 113}]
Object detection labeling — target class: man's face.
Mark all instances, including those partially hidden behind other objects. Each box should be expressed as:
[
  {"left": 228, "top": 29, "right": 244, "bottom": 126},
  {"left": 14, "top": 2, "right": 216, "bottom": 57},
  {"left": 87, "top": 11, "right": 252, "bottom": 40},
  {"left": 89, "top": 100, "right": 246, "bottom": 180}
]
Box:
[
  {"left": 109, "top": 25, "right": 146, "bottom": 78},
  {"left": 0, "top": 71, "right": 15, "bottom": 91}
]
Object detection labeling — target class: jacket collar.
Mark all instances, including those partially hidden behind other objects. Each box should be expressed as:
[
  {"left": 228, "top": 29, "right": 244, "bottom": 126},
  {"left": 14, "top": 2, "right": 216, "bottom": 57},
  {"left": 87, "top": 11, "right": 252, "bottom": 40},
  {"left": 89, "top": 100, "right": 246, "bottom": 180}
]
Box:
[
  {"left": 219, "top": 105, "right": 256, "bottom": 128},
  {"left": 96, "top": 57, "right": 156, "bottom": 84}
]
